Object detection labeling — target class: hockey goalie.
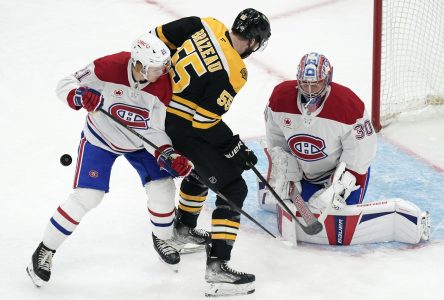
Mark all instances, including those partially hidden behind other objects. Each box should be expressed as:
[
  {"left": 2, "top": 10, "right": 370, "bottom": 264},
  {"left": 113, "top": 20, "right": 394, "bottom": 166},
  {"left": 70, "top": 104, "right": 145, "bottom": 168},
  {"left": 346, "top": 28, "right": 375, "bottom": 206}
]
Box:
[{"left": 258, "top": 52, "right": 430, "bottom": 246}]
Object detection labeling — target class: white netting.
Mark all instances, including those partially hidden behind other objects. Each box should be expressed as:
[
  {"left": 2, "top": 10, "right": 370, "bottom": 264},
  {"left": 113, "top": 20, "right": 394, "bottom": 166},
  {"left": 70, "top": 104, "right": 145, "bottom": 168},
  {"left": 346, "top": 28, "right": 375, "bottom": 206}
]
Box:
[{"left": 380, "top": 0, "right": 444, "bottom": 127}]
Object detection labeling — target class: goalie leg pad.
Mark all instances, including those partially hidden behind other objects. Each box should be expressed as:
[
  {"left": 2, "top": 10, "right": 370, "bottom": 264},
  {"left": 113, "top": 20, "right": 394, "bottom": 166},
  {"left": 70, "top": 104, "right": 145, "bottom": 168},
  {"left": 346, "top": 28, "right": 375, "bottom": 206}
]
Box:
[
  {"left": 145, "top": 177, "right": 176, "bottom": 240},
  {"left": 292, "top": 199, "right": 429, "bottom": 245},
  {"left": 393, "top": 199, "right": 429, "bottom": 243},
  {"left": 257, "top": 174, "right": 277, "bottom": 213},
  {"left": 276, "top": 200, "right": 298, "bottom": 247}
]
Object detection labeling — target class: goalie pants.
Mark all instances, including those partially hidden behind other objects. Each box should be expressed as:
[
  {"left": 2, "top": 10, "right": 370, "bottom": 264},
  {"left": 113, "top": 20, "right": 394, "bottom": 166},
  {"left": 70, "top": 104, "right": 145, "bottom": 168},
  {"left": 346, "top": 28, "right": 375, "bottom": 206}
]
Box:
[{"left": 166, "top": 116, "right": 248, "bottom": 261}]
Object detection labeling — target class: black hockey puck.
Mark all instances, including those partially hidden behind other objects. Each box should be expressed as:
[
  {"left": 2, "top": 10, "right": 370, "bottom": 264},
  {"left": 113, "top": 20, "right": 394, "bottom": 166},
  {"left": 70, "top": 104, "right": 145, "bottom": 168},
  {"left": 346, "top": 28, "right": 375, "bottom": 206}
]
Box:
[{"left": 60, "top": 154, "right": 72, "bottom": 166}]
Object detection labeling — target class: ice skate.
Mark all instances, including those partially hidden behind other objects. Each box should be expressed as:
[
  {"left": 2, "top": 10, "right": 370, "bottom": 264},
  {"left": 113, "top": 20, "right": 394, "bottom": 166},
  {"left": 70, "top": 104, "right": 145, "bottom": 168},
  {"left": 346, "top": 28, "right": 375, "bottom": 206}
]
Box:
[
  {"left": 26, "top": 242, "right": 56, "bottom": 287},
  {"left": 420, "top": 211, "right": 430, "bottom": 241},
  {"left": 152, "top": 233, "right": 180, "bottom": 272},
  {"left": 170, "top": 220, "right": 211, "bottom": 254},
  {"left": 205, "top": 257, "right": 255, "bottom": 297}
]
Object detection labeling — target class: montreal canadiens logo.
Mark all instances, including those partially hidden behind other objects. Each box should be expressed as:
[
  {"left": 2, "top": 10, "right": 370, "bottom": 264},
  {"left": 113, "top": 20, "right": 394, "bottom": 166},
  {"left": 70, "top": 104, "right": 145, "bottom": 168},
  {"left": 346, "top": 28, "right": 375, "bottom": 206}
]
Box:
[
  {"left": 287, "top": 134, "right": 327, "bottom": 161},
  {"left": 109, "top": 103, "right": 150, "bottom": 129},
  {"left": 89, "top": 170, "right": 99, "bottom": 178}
]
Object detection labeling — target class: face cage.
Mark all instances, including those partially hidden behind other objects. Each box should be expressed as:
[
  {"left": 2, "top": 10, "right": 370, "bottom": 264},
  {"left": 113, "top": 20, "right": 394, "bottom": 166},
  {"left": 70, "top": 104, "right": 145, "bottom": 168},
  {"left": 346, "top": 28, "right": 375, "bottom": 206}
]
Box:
[
  {"left": 241, "top": 38, "right": 269, "bottom": 59},
  {"left": 252, "top": 38, "right": 269, "bottom": 53},
  {"left": 299, "top": 80, "right": 328, "bottom": 112}
]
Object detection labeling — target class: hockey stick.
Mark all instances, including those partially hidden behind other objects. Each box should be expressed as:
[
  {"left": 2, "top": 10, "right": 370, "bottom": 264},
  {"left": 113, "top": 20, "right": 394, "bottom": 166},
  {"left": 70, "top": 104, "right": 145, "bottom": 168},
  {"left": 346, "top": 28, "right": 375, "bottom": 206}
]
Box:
[
  {"left": 98, "top": 108, "right": 277, "bottom": 238},
  {"left": 248, "top": 163, "right": 323, "bottom": 235}
]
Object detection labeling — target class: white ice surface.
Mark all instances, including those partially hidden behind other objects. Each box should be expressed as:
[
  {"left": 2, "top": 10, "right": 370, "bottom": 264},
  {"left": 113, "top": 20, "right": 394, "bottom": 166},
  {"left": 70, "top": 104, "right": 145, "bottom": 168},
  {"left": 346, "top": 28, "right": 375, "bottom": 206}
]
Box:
[{"left": 1, "top": 0, "right": 443, "bottom": 299}]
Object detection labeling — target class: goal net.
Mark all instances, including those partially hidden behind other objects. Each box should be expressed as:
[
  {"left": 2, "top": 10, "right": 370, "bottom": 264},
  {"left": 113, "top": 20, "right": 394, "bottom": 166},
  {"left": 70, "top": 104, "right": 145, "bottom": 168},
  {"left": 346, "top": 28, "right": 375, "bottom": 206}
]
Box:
[{"left": 372, "top": 0, "right": 444, "bottom": 131}]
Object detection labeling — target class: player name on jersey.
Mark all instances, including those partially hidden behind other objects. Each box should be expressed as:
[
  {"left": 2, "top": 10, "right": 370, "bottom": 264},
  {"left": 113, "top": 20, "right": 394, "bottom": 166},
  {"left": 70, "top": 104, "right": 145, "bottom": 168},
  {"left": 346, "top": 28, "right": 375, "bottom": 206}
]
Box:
[{"left": 191, "top": 29, "right": 223, "bottom": 72}]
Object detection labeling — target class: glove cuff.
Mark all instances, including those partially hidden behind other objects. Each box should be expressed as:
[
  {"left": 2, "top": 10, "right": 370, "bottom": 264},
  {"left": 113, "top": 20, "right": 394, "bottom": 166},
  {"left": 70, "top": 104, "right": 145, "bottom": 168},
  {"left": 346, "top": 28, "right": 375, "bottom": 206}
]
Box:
[
  {"left": 66, "top": 89, "right": 83, "bottom": 110},
  {"left": 155, "top": 145, "right": 175, "bottom": 161},
  {"left": 223, "top": 135, "right": 244, "bottom": 159}
]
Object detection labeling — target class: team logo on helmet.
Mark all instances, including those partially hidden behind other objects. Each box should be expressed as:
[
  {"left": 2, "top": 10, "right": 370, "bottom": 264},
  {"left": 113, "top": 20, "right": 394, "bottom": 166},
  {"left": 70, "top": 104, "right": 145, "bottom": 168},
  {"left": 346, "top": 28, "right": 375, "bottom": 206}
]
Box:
[
  {"left": 137, "top": 39, "right": 150, "bottom": 49},
  {"left": 109, "top": 103, "right": 150, "bottom": 129},
  {"left": 287, "top": 134, "right": 327, "bottom": 161}
]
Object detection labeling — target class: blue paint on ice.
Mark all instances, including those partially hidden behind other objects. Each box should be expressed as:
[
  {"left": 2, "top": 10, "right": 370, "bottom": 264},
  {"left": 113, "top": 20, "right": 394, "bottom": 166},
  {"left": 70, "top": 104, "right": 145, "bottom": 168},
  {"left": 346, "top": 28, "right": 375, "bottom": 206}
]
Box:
[{"left": 205, "top": 137, "right": 444, "bottom": 251}]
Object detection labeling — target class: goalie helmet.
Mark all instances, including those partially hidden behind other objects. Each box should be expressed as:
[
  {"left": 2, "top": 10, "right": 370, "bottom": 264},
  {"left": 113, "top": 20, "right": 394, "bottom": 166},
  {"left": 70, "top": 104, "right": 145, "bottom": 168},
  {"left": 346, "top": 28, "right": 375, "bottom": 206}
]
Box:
[
  {"left": 232, "top": 8, "right": 271, "bottom": 57},
  {"left": 296, "top": 52, "right": 333, "bottom": 112},
  {"left": 131, "top": 34, "right": 171, "bottom": 80}
]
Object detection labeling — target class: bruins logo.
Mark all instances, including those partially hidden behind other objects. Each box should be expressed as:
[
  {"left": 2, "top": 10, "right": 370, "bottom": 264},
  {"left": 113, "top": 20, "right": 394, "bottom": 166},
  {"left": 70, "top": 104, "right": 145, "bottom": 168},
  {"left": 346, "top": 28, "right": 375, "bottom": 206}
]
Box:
[{"left": 240, "top": 68, "right": 248, "bottom": 80}]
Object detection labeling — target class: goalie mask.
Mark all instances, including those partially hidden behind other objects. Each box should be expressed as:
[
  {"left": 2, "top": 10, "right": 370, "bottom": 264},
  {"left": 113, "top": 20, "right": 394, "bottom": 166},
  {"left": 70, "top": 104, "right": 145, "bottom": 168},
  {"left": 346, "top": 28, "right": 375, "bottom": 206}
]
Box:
[
  {"left": 131, "top": 34, "right": 171, "bottom": 81},
  {"left": 296, "top": 52, "right": 333, "bottom": 112},
  {"left": 232, "top": 8, "right": 271, "bottom": 58}
]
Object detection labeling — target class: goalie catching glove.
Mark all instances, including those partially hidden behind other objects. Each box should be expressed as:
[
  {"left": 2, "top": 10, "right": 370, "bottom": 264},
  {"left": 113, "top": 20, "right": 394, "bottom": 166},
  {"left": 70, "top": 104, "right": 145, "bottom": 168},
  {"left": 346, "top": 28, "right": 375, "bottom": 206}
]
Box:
[
  {"left": 223, "top": 134, "right": 258, "bottom": 170},
  {"left": 155, "top": 145, "right": 194, "bottom": 177},
  {"left": 309, "top": 162, "right": 360, "bottom": 211},
  {"left": 329, "top": 162, "right": 360, "bottom": 209}
]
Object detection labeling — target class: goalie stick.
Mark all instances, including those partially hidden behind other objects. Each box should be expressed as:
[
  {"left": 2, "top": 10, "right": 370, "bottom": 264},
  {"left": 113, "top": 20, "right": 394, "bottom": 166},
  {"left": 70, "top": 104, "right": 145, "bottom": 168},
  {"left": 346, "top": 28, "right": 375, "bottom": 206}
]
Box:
[
  {"left": 248, "top": 163, "right": 323, "bottom": 235},
  {"left": 98, "top": 108, "right": 277, "bottom": 238}
]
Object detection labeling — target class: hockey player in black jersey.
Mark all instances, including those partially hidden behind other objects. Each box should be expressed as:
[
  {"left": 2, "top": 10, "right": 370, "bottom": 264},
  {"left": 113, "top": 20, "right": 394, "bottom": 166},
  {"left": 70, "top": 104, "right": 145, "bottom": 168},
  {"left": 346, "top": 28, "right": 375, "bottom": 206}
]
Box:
[{"left": 151, "top": 8, "right": 271, "bottom": 297}]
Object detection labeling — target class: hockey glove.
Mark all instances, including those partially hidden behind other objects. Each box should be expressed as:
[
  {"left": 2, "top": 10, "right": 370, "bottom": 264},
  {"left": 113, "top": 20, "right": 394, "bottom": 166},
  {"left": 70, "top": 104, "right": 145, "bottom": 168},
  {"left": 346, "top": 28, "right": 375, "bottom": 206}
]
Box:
[
  {"left": 223, "top": 135, "right": 258, "bottom": 170},
  {"left": 155, "top": 145, "right": 194, "bottom": 177},
  {"left": 73, "top": 87, "right": 103, "bottom": 112},
  {"left": 329, "top": 162, "right": 360, "bottom": 209}
]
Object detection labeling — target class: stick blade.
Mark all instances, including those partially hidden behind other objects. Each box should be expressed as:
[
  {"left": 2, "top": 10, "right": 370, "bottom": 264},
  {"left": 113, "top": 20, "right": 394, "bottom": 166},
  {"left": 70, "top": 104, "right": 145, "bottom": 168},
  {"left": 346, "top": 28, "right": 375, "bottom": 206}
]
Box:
[{"left": 301, "top": 220, "right": 323, "bottom": 235}]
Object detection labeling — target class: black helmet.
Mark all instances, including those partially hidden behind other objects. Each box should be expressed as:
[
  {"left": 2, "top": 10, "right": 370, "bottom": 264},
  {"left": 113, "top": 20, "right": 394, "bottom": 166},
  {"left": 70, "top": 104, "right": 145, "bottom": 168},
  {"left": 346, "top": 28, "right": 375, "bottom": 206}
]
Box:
[{"left": 232, "top": 8, "right": 271, "bottom": 52}]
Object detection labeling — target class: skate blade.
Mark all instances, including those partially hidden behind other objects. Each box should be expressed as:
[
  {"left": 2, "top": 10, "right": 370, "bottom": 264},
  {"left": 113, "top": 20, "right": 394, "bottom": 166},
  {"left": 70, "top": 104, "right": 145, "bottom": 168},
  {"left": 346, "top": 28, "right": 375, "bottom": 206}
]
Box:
[
  {"left": 421, "top": 211, "right": 430, "bottom": 241},
  {"left": 26, "top": 263, "right": 44, "bottom": 288},
  {"left": 157, "top": 256, "right": 180, "bottom": 273},
  {"left": 205, "top": 282, "right": 255, "bottom": 297},
  {"left": 178, "top": 243, "right": 206, "bottom": 254}
]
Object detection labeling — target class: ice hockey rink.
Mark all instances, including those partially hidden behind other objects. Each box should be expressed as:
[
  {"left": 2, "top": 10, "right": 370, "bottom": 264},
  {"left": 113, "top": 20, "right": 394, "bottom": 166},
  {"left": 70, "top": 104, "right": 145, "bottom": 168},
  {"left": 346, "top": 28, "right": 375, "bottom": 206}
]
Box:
[{"left": 1, "top": 0, "right": 443, "bottom": 299}]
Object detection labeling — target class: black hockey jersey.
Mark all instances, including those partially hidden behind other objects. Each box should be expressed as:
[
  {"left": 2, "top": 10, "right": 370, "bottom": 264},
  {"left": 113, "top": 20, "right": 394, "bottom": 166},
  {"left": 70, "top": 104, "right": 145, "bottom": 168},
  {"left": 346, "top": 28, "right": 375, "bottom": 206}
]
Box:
[{"left": 153, "top": 16, "right": 248, "bottom": 148}]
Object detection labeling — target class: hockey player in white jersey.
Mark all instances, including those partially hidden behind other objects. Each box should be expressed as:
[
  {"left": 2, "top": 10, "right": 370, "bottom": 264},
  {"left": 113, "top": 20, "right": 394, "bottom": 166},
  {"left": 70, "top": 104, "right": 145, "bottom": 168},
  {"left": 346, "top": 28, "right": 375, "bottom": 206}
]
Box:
[
  {"left": 259, "top": 52, "right": 429, "bottom": 246},
  {"left": 26, "top": 34, "right": 194, "bottom": 287}
]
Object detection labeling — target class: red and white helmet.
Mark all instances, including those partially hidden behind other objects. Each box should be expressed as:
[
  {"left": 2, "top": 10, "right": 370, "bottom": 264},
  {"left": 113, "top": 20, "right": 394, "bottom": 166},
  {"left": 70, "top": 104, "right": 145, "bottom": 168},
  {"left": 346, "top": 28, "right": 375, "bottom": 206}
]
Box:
[
  {"left": 131, "top": 34, "right": 171, "bottom": 79},
  {"left": 296, "top": 52, "right": 333, "bottom": 112}
]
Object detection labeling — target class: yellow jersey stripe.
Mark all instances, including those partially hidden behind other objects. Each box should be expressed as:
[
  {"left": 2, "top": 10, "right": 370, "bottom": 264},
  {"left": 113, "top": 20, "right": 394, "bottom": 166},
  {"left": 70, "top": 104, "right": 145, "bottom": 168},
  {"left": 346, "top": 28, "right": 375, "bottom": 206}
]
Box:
[
  {"left": 172, "top": 95, "right": 198, "bottom": 109},
  {"left": 195, "top": 106, "right": 222, "bottom": 120},
  {"left": 192, "top": 119, "right": 221, "bottom": 129},
  {"left": 155, "top": 26, "right": 176, "bottom": 50},
  {"left": 201, "top": 17, "right": 246, "bottom": 93},
  {"left": 167, "top": 107, "right": 193, "bottom": 121}
]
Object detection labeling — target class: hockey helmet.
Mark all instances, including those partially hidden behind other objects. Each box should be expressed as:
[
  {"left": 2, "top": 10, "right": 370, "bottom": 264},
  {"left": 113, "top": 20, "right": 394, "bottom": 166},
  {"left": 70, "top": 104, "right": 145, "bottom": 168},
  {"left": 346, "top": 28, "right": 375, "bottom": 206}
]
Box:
[
  {"left": 296, "top": 52, "right": 333, "bottom": 112},
  {"left": 131, "top": 34, "right": 171, "bottom": 80},
  {"left": 232, "top": 8, "right": 271, "bottom": 55}
]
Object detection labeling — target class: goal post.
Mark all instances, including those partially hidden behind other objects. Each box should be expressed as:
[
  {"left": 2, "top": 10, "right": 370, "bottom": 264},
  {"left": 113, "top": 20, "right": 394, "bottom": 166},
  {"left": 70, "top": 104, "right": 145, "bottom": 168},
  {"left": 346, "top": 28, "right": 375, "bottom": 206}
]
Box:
[{"left": 371, "top": 0, "right": 444, "bottom": 132}]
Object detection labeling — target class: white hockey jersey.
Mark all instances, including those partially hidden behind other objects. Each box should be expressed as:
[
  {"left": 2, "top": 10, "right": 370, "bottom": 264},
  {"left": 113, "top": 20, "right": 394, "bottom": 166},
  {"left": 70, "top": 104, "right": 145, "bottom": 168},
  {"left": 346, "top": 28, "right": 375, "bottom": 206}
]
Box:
[
  {"left": 56, "top": 52, "right": 172, "bottom": 156},
  {"left": 265, "top": 80, "right": 377, "bottom": 187}
]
